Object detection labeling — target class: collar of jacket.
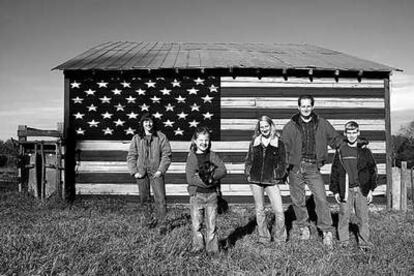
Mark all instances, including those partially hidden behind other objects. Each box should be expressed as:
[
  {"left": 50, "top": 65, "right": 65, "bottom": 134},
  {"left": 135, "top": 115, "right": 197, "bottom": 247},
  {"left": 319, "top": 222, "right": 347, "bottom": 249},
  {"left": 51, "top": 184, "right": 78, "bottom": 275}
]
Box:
[
  {"left": 292, "top": 112, "right": 319, "bottom": 129},
  {"left": 252, "top": 135, "right": 279, "bottom": 147}
]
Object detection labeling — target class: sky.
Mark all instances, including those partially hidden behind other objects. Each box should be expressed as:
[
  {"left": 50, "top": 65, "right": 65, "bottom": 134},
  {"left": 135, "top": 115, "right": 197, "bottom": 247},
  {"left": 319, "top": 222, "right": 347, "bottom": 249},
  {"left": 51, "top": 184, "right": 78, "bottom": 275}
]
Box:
[{"left": 1, "top": 0, "right": 414, "bottom": 140}]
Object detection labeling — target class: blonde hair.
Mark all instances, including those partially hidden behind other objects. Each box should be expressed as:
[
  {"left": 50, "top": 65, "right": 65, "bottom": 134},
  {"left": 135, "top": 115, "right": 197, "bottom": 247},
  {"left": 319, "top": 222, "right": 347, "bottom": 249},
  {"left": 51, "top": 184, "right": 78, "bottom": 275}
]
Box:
[
  {"left": 252, "top": 115, "right": 279, "bottom": 139},
  {"left": 189, "top": 126, "right": 212, "bottom": 152}
]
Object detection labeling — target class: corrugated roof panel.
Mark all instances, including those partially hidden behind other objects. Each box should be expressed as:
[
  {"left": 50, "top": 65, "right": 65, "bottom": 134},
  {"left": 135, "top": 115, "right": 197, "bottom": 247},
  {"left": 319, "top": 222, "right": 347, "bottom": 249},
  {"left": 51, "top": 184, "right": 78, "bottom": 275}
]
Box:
[{"left": 53, "top": 41, "right": 396, "bottom": 72}]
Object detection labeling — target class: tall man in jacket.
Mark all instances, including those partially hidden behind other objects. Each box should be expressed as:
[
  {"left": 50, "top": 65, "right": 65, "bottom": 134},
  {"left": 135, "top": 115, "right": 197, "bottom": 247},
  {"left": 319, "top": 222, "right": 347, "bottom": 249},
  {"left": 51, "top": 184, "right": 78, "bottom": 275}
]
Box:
[{"left": 282, "top": 95, "right": 343, "bottom": 248}]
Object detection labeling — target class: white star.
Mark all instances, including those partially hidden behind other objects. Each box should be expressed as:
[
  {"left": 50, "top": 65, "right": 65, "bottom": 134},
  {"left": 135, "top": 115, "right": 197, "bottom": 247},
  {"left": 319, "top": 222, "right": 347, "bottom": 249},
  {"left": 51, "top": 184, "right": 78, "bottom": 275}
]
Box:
[
  {"left": 194, "top": 77, "right": 205, "bottom": 85},
  {"left": 70, "top": 81, "right": 81, "bottom": 88},
  {"left": 145, "top": 80, "right": 156, "bottom": 88},
  {"left": 114, "top": 103, "right": 125, "bottom": 111},
  {"left": 174, "top": 128, "right": 184, "bottom": 136},
  {"left": 190, "top": 103, "right": 200, "bottom": 111},
  {"left": 101, "top": 112, "right": 113, "bottom": 119},
  {"left": 187, "top": 88, "right": 199, "bottom": 95},
  {"left": 165, "top": 103, "right": 175, "bottom": 111},
  {"left": 135, "top": 88, "right": 146, "bottom": 95},
  {"left": 160, "top": 88, "right": 171, "bottom": 95},
  {"left": 201, "top": 95, "right": 214, "bottom": 103},
  {"left": 150, "top": 96, "right": 161, "bottom": 103},
  {"left": 203, "top": 112, "right": 214, "bottom": 120},
  {"left": 97, "top": 80, "right": 108, "bottom": 88},
  {"left": 209, "top": 84, "right": 218, "bottom": 92},
  {"left": 163, "top": 120, "right": 175, "bottom": 127},
  {"left": 87, "top": 104, "right": 97, "bottom": 111},
  {"left": 99, "top": 96, "right": 111, "bottom": 103},
  {"left": 153, "top": 112, "right": 163, "bottom": 119},
  {"left": 102, "top": 127, "right": 114, "bottom": 135},
  {"left": 189, "top": 120, "right": 200, "bottom": 128},
  {"left": 84, "top": 89, "right": 96, "bottom": 95},
  {"left": 127, "top": 112, "right": 139, "bottom": 119},
  {"left": 139, "top": 103, "right": 150, "bottom": 111},
  {"left": 113, "top": 119, "right": 125, "bottom": 126},
  {"left": 88, "top": 120, "right": 99, "bottom": 127},
  {"left": 73, "top": 112, "right": 85, "bottom": 119},
  {"left": 125, "top": 127, "right": 136, "bottom": 135},
  {"left": 72, "top": 97, "right": 83, "bottom": 104},
  {"left": 175, "top": 95, "right": 186, "bottom": 103},
  {"left": 76, "top": 128, "right": 85, "bottom": 135},
  {"left": 171, "top": 79, "right": 181, "bottom": 87},
  {"left": 121, "top": 81, "right": 131, "bottom": 88},
  {"left": 111, "top": 88, "right": 122, "bottom": 95},
  {"left": 126, "top": 96, "right": 136, "bottom": 103},
  {"left": 177, "top": 112, "right": 188, "bottom": 120}
]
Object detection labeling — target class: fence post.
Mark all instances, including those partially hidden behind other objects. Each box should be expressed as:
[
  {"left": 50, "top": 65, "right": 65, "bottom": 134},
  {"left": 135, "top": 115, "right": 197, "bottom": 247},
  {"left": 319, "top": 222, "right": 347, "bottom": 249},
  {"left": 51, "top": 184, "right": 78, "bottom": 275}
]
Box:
[
  {"left": 401, "top": 161, "right": 408, "bottom": 211},
  {"left": 392, "top": 167, "right": 401, "bottom": 210}
]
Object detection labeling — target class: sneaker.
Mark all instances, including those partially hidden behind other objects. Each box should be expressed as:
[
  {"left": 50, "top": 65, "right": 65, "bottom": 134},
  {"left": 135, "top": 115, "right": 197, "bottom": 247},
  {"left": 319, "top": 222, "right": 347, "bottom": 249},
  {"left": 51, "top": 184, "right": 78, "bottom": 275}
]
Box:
[
  {"left": 323, "top": 232, "right": 333, "bottom": 249},
  {"left": 300, "top": 227, "right": 311, "bottom": 240}
]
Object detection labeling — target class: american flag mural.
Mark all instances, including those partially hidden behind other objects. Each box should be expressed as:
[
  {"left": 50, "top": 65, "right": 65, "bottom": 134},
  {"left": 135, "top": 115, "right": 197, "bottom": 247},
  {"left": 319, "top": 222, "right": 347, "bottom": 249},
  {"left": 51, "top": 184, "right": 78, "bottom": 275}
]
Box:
[{"left": 71, "top": 75, "right": 387, "bottom": 201}]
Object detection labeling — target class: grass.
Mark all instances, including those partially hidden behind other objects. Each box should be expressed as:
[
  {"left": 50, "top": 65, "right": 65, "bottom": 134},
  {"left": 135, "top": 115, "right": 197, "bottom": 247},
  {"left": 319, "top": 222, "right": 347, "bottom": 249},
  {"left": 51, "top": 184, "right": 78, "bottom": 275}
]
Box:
[{"left": 1, "top": 192, "right": 413, "bottom": 275}]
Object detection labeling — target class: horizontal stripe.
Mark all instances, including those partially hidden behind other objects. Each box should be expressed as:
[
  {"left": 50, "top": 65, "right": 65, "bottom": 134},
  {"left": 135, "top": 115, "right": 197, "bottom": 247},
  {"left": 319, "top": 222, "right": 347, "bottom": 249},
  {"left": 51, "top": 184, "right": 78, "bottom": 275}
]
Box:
[
  {"left": 221, "top": 77, "right": 384, "bottom": 88},
  {"left": 76, "top": 183, "right": 387, "bottom": 196},
  {"left": 221, "top": 130, "right": 385, "bottom": 141},
  {"left": 76, "top": 161, "right": 386, "bottom": 174},
  {"left": 78, "top": 150, "right": 386, "bottom": 163},
  {"left": 221, "top": 119, "right": 385, "bottom": 131},
  {"left": 77, "top": 140, "right": 387, "bottom": 153},
  {"left": 76, "top": 173, "right": 387, "bottom": 186},
  {"left": 221, "top": 97, "right": 384, "bottom": 109},
  {"left": 221, "top": 108, "right": 385, "bottom": 120},
  {"left": 221, "top": 87, "right": 385, "bottom": 98}
]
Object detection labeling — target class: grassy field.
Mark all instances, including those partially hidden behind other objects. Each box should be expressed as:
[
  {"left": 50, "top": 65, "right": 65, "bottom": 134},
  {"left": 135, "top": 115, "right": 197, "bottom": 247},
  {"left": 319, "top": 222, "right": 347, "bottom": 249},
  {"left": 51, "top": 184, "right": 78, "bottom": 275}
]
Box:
[{"left": 1, "top": 192, "right": 413, "bottom": 275}]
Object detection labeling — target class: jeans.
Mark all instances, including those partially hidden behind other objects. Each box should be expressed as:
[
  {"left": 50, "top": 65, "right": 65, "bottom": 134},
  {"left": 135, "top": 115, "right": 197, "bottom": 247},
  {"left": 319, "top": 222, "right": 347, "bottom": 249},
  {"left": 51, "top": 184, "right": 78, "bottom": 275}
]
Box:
[
  {"left": 250, "top": 184, "right": 287, "bottom": 243},
  {"left": 136, "top": 174, "right": 167, "bottom": 223},
  {"left": 338, "top": 187, "right": 370, "bottom": 244},
  {"left": 288, "top": 161, "right": 332, "bottom": 233},
  {"left": 190, "top": 192, "right": 219, "bottom": 253}
]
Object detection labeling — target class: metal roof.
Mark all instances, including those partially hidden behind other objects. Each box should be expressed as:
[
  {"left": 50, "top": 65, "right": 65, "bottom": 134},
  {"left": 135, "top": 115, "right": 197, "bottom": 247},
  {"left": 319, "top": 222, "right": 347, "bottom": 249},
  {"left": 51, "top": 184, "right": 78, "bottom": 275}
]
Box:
[{"left": 53, "top": 41, "right": 395, "bottom": 73}]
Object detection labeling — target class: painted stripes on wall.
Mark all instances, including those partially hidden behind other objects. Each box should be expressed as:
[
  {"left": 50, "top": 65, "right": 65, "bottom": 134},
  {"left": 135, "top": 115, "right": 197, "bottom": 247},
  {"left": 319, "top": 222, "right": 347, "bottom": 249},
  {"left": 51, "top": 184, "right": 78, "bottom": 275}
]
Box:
[{"left": 74, "top": 76, "right": 387, "bottom": 198}]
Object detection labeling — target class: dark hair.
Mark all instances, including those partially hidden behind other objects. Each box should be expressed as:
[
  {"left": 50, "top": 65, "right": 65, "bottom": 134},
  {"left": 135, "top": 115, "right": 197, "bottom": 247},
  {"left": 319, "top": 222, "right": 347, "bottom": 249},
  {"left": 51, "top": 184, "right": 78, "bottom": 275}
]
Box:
[
  {"left": 189, "top": 126, "right": 212, "bottom": 152},
  {"left": 137, "top": 113, "right": 159, "bottom": 138},
  {"left": 344, "top": 121, "right": 359, "bottom": 132},
  {"left": 297, "top": 95, "right": 314, "bottom": 107}
]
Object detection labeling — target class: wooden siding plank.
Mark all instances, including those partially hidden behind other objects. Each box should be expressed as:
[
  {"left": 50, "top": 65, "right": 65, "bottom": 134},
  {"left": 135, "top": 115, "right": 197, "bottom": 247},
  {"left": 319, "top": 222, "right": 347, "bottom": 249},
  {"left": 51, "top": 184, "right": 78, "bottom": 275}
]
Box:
[
  {"left": 221, "top": 97, "right": 384, "bottom": 109},
  {"left": 221, "top": 87, "right": 386, "bottom": 97},
  {"left": 76, "top": 183, "right": 387, "bottom": 196},
  {"left": 76, "top": 161, "right": 386, "bottom": 174},
  {"left": 221, "top": 77, "right": 384, "bottom": 88},
  {"left": 76, "top": 140, "right": 387, "bottom": 152},
  {"left": 90, "top": 42, "right": 139, "bottom": 70},
  {"left": 79, "top": 150, "right": 386, "bottom": 163},
  {"left": 118, "top": 42, "right": 157, "bottom": 70},
  {"left": 159, "top": 43, "right": 181, "bottom": 69},
  {"left": 221, "top": 108, "right": 385, "bottom": 120},
  {"left": 75, "top": 42, "right": 129, "bottom": 70},
  {"left": 99, "top": 42, "right": 146, "bottom": 70}
]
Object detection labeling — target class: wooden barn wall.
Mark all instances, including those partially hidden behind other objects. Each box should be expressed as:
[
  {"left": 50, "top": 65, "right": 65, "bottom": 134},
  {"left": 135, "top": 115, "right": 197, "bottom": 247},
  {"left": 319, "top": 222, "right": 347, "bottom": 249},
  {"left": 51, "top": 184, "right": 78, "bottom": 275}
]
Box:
[{"left": 68, "top": 76, "right": 387, "bottom": 202}]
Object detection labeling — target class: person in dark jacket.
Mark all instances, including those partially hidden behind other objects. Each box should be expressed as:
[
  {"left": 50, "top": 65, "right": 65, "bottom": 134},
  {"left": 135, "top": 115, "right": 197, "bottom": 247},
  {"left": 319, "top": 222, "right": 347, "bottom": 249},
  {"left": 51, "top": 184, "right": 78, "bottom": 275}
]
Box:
[
  {"left": 245, "top": 115, "right": 287, "bottom": 244},
  {"left": 127, "top": 113, "right": 172, "bottom": 234},
  {"left": 186, "top": 127, "right": 227, "bottom": 256},
  {"left": 282, "top": 95, "right": 344, "bottom": 248},
  {"left": 329, "top": 121, "right": 377, "bottom": 250}
]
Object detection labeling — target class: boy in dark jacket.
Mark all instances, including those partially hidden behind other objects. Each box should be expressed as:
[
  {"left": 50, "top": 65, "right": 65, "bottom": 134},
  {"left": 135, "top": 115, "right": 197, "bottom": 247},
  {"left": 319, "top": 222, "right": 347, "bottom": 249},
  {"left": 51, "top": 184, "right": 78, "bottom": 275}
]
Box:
[{"left": 329, "top": 121, "right": 377, "bottom": 250}]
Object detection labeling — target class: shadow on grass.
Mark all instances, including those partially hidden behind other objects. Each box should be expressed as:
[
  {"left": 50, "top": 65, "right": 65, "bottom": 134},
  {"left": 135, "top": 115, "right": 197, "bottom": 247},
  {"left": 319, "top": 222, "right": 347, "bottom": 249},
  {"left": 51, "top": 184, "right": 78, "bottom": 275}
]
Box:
[
  {"left": 284, "top": 195, "right": 359, "bottom": 240},
  {"left": 219, "top": 216, "right": 257, "bottom": 250}
]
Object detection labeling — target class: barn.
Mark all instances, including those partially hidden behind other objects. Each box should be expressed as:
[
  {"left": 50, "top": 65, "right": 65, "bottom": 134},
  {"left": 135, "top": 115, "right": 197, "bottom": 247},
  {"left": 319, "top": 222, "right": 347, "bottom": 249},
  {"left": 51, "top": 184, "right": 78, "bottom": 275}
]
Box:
[{"left": 53, "top": 41, "right": 395, "bottom": 203}]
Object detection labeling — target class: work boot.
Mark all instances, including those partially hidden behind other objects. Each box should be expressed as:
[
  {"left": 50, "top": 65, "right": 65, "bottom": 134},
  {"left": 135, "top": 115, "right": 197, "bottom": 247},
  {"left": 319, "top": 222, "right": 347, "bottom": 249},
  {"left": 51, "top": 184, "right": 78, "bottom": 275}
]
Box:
[
  {"left": 300, "top": 227, "right": 311, "bottom": 240},
  {"left": 323, "top": 232, "right": 333, "bottom": 249}
]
